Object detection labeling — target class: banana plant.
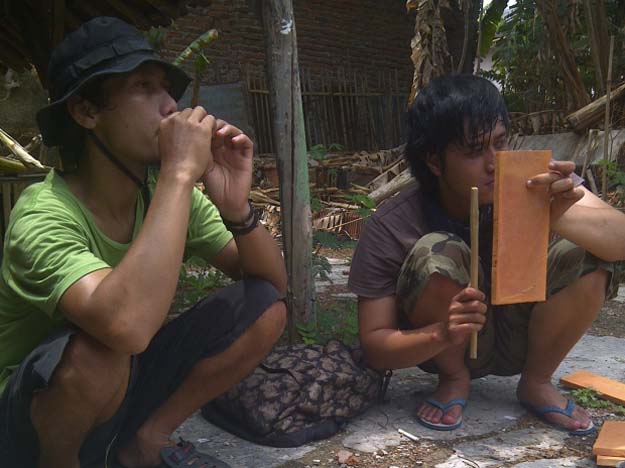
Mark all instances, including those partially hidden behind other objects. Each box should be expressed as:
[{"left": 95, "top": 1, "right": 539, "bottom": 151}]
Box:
[
  {"left": 173, "top": 29, "right": 219, "bottom": 107},
  {"left": 479, "top": 0, "right": 509, "bottom": 57}
]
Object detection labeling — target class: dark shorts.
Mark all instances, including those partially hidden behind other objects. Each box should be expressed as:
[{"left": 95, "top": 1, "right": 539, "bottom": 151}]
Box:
[
  {"left": 0, "top": 278, "right": 280, "bottom": 468},
  {"left": 395, "top": 232, "right": 617, "bottom": 379}
]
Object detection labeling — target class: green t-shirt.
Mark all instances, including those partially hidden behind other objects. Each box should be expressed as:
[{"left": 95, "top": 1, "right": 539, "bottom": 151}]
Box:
[{"left": 0, "top": 170, "right": 233, "bottom": 394}]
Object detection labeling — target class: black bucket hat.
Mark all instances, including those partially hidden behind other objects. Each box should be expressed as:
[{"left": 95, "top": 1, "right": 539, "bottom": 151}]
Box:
[{"left": 36, "top": 16, "right": 191, "bottom": 147}]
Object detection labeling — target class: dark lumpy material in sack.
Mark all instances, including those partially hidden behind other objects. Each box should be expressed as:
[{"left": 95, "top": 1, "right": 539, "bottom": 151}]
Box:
[{"left": 201, "top": 340, "right": 382, "bottom": 447}]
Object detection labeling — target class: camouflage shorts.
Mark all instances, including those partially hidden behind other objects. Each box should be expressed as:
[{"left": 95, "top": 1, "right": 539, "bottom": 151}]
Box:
[{"left": 396, "top": 231, "right": 617, "bottom": 378}]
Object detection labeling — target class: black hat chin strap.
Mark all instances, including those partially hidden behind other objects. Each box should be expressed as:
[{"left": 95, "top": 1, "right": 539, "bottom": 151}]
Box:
[{"left": 87, "top": 130, "right": 151, "bottom": 216}]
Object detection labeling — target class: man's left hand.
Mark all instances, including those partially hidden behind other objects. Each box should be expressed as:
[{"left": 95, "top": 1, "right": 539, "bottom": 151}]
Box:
[
  {"left": 202, "top": 120, "right": 253, "bottom": 222},
  {"left": 527, "top": 160, "right": 585, "bottom": 224}
]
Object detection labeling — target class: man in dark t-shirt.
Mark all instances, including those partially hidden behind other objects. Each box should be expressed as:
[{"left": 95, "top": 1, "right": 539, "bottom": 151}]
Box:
[{"left": 349, "top": 74, "right": 625, "bottom": 434}]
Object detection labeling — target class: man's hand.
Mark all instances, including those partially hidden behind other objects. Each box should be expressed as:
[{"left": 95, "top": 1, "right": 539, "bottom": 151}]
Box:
[
  {"left": 202, "top": 120, "right": 253, "bottom": 222},
  {"left": 158, "top": 106, "right": 216, "bottom": 184},
  {"left": 527, "top": 160, "right": 585, "bottom": 224},
  {"left": 442, "top": 287, "right": 487, "bottom": 346}
]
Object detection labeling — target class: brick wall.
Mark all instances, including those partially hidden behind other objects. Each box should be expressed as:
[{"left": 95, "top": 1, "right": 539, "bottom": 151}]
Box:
[
  {"left": 161, "top": 1, "right": 415, "bottom": 151},
  {"left": 162, "top": 0, "right": 414, "bottom": 91}
]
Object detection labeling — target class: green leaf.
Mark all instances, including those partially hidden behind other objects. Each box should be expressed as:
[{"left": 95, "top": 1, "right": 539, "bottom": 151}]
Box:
[
  {"left": 346, "top": 194, "right": 376, "bottom": 209},
  {"left": 479, "top": 0, "right": 509, "bottom": 57},
  {"left": 310, "top": 197, "right": 324, "bottom": 212},
  {"left": 312, "top": 253, "right": 333, "bottom": 281},
  {"left": 328, "top": 143, "right": 345, "bottom": 152},
  {"left": 295, "top": 322, "right": 318, "bottom": 344},
  {"left": 173, "top": 29, "right": 218, "bottom": 67},
  {"left": 309, "top": 144, "right": 327, "bottom": 160},
  {"left": 313, "top": 231, "right": 357, "bottom": 249}
]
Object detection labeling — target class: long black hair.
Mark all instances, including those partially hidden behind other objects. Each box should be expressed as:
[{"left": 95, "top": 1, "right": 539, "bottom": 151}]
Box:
[{"left": 405, "top": 74, "right": 510, "bottom": 192}]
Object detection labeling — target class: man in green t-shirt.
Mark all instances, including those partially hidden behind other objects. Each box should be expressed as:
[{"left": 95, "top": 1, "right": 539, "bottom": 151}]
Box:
[{"left": 0, "top": 17, "right": 287, "bottom": 468}]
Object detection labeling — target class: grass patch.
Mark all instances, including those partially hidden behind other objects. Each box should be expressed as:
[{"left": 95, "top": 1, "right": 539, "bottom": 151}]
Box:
[
  {"left": 171, "top": 256, "right": 231, "bottom": 315},
  {"left": 313, "top": 231, "right": 357, "bottom": 250},
  {"left": 315, "top": 300, "right": 359, "bottom": 346},
  {"left": 570, "top": 388, "right": 625, "bottom": 415},
  {"left": 291, "top": 301, "right": 359, "bottom": 346}
]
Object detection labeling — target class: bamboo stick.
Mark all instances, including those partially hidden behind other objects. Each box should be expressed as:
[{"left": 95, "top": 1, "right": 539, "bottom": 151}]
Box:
[
  {"left": 587, "top": 168, "right": 600, "bottom": 195},
  {"left": 470, "top": 187, "right": 479, "bottom": 360},
  {"left": 601, "top": 35, "right": 615, "bottom": 200}
]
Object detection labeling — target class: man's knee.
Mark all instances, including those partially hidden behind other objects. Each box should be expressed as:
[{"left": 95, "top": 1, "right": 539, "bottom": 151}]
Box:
[
  {"left": 578, "top": 268, "right": 609, "bottom": 302},
  {"left": 258, "top": 300, "right": 287, "bottom": 344},
  {"left": 45, "top": 332, "right": 130, "bottom": 405},
  {"left": 397, "top": 232, "right": 473, "bottom": 319}
]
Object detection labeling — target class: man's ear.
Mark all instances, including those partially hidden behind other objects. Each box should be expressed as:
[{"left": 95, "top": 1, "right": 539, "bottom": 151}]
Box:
[
  {"left": 66, "top": 95, "right": 98, "bottom": 130},
  {"left": 424, "top": 153, "right": 443, "bottom": 177}
]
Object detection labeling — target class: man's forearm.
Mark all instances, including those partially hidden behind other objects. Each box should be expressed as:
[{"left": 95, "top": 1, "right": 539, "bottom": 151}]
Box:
[
  {"left": 233, "top": 225, "right": 287, "bottom": 295},
  {"left": 362, "top": 323, "right": 450, "bottom": 371},
  {"left": 552, "top": 204, "right": 625, "bottom": 261},
  {"left": 86, "top": 174, "right": 196, "bottom": 350}
]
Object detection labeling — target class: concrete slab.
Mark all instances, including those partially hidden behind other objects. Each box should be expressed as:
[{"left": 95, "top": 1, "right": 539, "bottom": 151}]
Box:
[
  {"left": 315, "top": 258, "right": 349, "bottom": 294},
  {"left": 611, "top": 285, "right": 625, "bottom": 303},
  {"left": 512, "top": 458, "right": 595, "bottom": 468},
  {"left": 436, "top": 429, "right": 568, "bottom": 467},
  {"left": 174, "top": 329, "right": 625, "bottom": 467},
  {"left": 173, "top": 414, "right": 316, "bottom": 468}
]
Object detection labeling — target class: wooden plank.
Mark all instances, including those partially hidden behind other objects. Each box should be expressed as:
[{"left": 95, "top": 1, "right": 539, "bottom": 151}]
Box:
[
  {"left": 596, "top": 454, "right": 625, "bottom": 467},
  {"left": 560, "top": 370, "right": 625, "bottom": 406},
  {"left": 491, "top": 150, "right": 551, "bottom": 305},
  {"left": 593, "top": 421, "right": 625, "bottom": 457},
  {"left": 566, "top": 81, "right": 625, "bottom": 132}
]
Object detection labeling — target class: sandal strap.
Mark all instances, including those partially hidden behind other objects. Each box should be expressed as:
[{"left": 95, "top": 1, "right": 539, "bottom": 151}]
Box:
[
  {"left": 424, "top": 398, "right": 467, "bottom": 413},
  {"left": 160, "top": 439, "right": 229, "bottom": 467},
  {"left": 532, "top": 399, "right": 575, "bottom": 418}
]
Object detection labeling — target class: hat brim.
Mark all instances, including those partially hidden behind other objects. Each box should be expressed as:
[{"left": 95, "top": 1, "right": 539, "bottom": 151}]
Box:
[{"left": 37, "top": 53, "right": 191, "bottom": 147}]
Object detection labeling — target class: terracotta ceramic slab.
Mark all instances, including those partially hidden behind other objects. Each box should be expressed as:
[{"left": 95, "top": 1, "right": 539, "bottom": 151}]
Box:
[
  {"left": 593, "top": 421, "right": 625, "bottom": 457},
  {"left": 560, "top": 370, "right": 625, "bottom": 406},
  {"left": 491, "top": 150, "right": 551, "bottom": 305},
  {"left": 596, "top": 455, "right": 625, "bottom": 467}
]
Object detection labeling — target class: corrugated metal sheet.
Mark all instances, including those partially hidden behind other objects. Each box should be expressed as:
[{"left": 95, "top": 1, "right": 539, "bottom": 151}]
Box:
[{"left": 511, "top": 129, "right": 625, "bottom": 166}]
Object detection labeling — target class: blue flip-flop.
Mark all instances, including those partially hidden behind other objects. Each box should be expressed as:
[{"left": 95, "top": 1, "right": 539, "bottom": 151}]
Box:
[
  {"left": 520, "top": 399, "right": 596, "bottom": 436},
  {"left": 416, "top": 398, "right": 467, "bottom": 431}
]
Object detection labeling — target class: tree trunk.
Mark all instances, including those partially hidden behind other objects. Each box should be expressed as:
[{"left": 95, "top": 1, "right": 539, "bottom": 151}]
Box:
[
  {"left": 261, "top": 0, "right": 315, "bottom": 343},
  {"left": 536, "top": 0, "right": 591, "bottom": 111}
]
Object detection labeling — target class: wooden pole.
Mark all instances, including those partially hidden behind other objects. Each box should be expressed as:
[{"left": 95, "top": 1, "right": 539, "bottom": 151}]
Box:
[
  {"left": 584, "top": 0, "right": 604, "bottom": 95},
  {"left": 474, "top": 0, "right": 484, "bottom": 74},
  {"left": 469, "top": 187, "right": 479, "bottom": 359},
  {"left": 262, "top": 0, "right": 315, "bottom": 343},
  {"left": 601, "top": 36, "right": 615, "bottom": 200}
]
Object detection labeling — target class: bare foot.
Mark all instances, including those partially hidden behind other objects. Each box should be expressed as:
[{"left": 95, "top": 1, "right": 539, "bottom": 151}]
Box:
[
  {"left": 116, "top": 425, "right": 172, "bottom": 468},
  {"left": 417, "top": 367, "right": 470, "bottom": 426},
  {"left": 517, "top": 376, "right": 591, "bottom": 431}
]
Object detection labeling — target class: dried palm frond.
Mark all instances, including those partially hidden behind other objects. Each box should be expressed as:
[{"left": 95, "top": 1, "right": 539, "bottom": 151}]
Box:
[
  {"left": 0, "top": 155, "right": 27, "bottom": 172},
  {"left": 407, "top": 0, "right": 452, "bottom": 103},
  {"left": 0, "top": 127, "right": 46, "bottom": 170}
]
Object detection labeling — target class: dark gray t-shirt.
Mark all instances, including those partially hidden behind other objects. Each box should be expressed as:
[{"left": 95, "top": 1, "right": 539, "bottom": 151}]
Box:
[
  {"left": 348, "top": 172, "right": 585, "bottom": 299},
  {"left": 348, "top": 184, "right": 428, "bottom": 298}
]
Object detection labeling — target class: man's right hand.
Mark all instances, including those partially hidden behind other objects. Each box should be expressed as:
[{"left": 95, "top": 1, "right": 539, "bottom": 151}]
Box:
[
  {"left": 442, "top": 287, "right": 487, "bottom": 346},
  {"left": 158, "top": 106, "right": 216, "bottom": 183}
]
